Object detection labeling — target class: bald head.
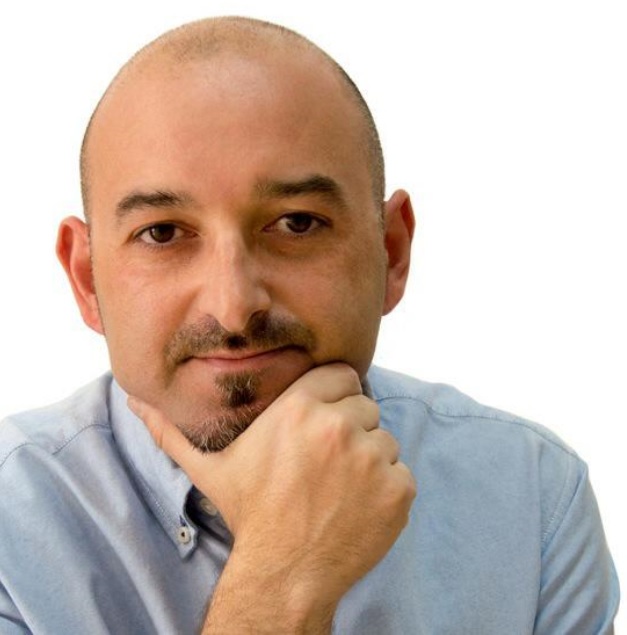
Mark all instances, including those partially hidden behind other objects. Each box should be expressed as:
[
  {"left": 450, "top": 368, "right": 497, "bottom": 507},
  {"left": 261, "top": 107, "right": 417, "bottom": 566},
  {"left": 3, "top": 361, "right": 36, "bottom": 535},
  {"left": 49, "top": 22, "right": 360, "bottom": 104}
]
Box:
[{"left": 80, "top": 17, "right": 385, "bottom": 218}]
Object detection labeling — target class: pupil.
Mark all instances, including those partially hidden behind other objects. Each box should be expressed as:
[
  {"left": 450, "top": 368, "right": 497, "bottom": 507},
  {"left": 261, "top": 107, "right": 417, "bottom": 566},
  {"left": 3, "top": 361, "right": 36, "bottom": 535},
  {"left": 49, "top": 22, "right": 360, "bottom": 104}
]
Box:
[
  {"left": 287, "top": 214, "right": 312, "bottom": 233},
  {"left": 150, "top": 225, "right": 175, "bottom": 243}
]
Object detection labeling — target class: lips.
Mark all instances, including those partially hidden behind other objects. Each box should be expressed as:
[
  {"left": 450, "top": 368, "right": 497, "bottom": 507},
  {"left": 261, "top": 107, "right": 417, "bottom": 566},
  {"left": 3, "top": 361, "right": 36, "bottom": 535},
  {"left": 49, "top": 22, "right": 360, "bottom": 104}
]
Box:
[
  {"left": 164, "top": 313, "right": 318, "bottom": 372},
  {"left": 189, "top": 345, "right": 301, "bottom": 372},
  {"left": 194, "top": 345, "right": 292, "bottom": 361}
]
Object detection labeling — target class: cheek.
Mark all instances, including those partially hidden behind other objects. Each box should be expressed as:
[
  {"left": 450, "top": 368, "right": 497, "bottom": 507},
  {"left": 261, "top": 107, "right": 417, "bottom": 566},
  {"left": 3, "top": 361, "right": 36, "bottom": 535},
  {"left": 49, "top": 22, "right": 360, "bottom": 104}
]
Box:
[
  {"left": 283, "top": 241, "right": 387, "bottom": 371},
  {"left": 92, "top": 259, "right": 183, "bottom": 386},
  {"left": 338, "top": 240, "right": 388, "bottom": 359}
]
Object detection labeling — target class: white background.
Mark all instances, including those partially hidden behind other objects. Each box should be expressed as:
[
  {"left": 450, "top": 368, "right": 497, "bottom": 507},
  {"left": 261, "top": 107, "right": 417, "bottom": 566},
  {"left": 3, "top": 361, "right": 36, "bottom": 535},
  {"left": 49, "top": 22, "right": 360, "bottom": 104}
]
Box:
[{"left": 1, "top": 0, "right": 624, "bottom": 626}]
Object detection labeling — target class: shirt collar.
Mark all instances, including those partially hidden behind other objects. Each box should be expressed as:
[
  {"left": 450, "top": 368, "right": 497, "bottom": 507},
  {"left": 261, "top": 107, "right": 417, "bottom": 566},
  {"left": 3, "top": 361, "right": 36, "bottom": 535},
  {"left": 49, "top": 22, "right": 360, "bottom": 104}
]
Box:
[
  {"left": 107, "top": 369, "right": 375, "bottom": 558},
  {"left": 108, "top": 379, "right": 198, "bottom": 558}
]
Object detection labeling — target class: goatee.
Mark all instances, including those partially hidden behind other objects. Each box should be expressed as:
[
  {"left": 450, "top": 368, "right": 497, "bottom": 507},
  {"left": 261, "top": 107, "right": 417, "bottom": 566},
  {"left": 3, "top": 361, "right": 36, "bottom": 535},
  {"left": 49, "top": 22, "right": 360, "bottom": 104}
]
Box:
[{"left": 165, "top": 313, "right": 316, "bottom": 452}]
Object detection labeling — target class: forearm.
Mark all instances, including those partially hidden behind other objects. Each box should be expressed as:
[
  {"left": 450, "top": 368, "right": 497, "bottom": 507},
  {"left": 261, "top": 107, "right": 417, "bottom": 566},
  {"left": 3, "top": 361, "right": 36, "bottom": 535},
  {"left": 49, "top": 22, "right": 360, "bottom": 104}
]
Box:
[
  {"left": 130, "top": 367, "right": 416, "bottom": 633},
  {"left": 201, "top": 550, "right": 336, "bottom": 635}
]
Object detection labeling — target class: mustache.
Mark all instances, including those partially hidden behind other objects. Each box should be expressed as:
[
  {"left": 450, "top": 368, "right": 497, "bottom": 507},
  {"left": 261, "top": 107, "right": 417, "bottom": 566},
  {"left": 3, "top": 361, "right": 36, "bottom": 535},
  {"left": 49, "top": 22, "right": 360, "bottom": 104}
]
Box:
[{"left": 164, "top": 313, "right": 317, "bottom": 367}]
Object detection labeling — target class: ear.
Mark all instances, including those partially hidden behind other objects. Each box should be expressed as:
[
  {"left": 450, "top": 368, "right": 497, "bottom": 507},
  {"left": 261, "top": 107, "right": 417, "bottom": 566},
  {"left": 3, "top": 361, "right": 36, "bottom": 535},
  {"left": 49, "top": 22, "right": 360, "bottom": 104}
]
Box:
[
  {"left": 382, "top": 189, "right": 415, "bottom": 315},
  {"left": 56, "top": 216, "right": 104, "bottom": 334}
]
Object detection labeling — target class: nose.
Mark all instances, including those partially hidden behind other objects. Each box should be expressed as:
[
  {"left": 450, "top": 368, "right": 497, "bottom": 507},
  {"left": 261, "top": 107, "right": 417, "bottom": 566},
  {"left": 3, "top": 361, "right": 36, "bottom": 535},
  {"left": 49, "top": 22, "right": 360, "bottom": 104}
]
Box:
[{"left": 195, "top": 232, "right": 272, "bottom": 333}]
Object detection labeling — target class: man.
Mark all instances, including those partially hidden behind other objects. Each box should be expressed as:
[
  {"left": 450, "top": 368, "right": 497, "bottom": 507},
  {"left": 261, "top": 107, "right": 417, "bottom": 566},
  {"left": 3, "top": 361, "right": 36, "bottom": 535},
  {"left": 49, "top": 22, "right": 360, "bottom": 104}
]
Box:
[{"left": 0, "top": 16, "right": 618, "bottom": 634}]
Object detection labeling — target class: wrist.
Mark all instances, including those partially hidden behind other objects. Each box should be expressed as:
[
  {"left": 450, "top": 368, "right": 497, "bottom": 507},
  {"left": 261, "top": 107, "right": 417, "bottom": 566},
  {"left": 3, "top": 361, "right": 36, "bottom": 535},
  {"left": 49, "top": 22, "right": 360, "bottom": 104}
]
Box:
[{"left": 204, "top": 543, "right": 339, "bottom": 634}]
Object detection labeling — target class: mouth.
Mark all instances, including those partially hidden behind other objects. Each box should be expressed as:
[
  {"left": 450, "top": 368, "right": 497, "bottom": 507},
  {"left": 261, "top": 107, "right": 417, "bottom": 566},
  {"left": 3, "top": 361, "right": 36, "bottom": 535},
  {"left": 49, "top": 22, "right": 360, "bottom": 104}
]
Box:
[{"left": 188, "top": 345, "right": 301, "bottom": 372}]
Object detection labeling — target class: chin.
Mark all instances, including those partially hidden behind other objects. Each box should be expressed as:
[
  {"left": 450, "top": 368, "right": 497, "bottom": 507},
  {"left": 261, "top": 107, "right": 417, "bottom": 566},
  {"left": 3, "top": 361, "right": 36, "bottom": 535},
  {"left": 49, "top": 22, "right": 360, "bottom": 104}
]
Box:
[
  {"left": 166, "top": 355, "right": 314, "bottom": 452},
  {"left": 176, "top": 399, "right": 268, "bottom": 453}
]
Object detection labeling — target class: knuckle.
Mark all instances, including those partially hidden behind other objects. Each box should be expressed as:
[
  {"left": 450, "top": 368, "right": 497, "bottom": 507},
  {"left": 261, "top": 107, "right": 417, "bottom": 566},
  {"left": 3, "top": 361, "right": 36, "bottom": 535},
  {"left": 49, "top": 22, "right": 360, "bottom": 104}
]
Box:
[
  {"left": 282, "top": 391, "right": 315, "bottom": 423},
  {"left": 391, "top": 436, "right": 401, "bottom": 456},
  {"left": 401, "top": 468, "right": 418, "bottom": 502},
  {"left": 364, "top": 398, "right": 381, "bottom": 425},
  {"left": 321, "top": 412, "right": 353, "bottom": 448},
  {"left": 388, "top": 464, "right": 418, "bottom": 505},
  {"left": 354, "top": 442, "right": 380, "bottom": 473},
  {"left": 344, "top": 366, "right": 363, "bottom": 392},
  {"left": 329, "top": 363, "right": 361, "bottom": 390}
]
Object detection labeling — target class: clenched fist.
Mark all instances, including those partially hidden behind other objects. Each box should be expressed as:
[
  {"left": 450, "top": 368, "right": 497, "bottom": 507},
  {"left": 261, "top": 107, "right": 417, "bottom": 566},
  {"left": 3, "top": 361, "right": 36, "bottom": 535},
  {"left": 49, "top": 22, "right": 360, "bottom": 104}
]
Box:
[{"left": 129, "top": 363, "right": 416, "bottom": 634}]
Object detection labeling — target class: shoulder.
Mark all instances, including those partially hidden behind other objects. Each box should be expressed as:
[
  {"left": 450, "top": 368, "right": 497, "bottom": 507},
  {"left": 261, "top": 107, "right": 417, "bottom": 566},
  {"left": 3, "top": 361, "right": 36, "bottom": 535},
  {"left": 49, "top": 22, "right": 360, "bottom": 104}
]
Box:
[
  {"left": 0, "top": 373, "right": 131, "bottom": 550},
  {"left": 368, "top": 366, "right": 588, "bottom": 547},
  {"left": 368, "top": 365, "right": 577, "bottom": 458},
  {"left": 368, "top": 367, "right": 619, "bottom": 630},
  {"left": 0, "top": 374, "right": 114, "bottom": 469}
]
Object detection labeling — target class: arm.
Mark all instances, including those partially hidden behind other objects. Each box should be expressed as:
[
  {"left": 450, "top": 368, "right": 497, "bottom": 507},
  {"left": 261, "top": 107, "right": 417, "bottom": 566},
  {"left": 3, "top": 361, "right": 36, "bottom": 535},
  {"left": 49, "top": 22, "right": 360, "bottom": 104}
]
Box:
[
  {"left": 200, "top": 548, "right": 336, "bottom": 634},
  {"left": 130, "top": 364, "right": 416, "bottom": 634},
  {"left": 534, "top": 460, "right": 619, "bottom": 634}
]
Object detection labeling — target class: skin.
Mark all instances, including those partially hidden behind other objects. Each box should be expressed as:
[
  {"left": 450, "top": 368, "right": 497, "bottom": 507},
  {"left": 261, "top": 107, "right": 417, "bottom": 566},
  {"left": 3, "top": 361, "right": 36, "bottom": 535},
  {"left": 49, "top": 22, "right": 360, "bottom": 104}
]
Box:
[
  {"left": 130, "top": 363, "right": 416, "bottom": 633},
  {"left": 57, "top": 20, "right": 416, "bottom": 633}
]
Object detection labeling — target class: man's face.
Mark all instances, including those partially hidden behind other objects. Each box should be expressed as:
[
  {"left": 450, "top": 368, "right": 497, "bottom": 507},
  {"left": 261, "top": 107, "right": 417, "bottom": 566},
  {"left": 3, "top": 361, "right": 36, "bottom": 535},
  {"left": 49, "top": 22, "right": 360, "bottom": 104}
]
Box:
[{"left": 70, "top": 52, "right": 407, "bottom": 451}]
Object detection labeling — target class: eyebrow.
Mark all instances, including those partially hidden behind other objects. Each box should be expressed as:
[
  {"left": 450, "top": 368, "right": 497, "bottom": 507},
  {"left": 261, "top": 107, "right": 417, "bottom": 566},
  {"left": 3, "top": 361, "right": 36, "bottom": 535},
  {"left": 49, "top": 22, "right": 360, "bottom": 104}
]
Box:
[
  {"left": 114, "top": 174, "right": 347, "bottom": 222},
  {"left": 255, "top": 174, "right": 348, "bottom": 210},
  {"left": 115, "top": 189, "right": 191, "bottom": 221}
]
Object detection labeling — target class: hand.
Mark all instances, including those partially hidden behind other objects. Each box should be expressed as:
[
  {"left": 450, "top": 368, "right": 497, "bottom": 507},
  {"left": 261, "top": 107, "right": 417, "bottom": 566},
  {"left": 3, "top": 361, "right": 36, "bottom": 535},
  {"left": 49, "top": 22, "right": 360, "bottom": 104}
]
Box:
[{"left": 129, "top": 363, "right": 416, "bottom": 631}]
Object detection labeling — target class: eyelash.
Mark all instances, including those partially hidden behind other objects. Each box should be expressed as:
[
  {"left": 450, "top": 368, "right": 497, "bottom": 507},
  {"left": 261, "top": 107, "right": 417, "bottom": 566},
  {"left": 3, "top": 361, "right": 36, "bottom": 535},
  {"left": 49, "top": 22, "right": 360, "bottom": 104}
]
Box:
[
  {"left": 132, "top": 212, "right": 329, "bottom": 249},
  {"left": 268, "top": 212, "right": 329, "bottom": 236},
  {"left": 134, "top": 223, "right": 188, "bottom": 247}
]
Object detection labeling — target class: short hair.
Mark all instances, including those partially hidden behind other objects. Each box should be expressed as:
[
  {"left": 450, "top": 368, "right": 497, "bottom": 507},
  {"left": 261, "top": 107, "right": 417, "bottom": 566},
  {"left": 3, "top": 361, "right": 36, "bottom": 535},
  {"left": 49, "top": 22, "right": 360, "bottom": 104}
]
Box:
[{"left": 80, "top": 17, "right": 385, "bottom": 218}]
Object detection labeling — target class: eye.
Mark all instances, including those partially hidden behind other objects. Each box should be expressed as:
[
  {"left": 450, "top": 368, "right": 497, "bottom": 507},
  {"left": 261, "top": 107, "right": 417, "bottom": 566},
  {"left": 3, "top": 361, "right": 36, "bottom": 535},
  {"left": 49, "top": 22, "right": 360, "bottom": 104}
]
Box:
[
  {"left": 136, "top": 223, "right": 183, "bottom": 245},
  {"left": 273, "top": 213, "right": 326, "bottom": 235}
]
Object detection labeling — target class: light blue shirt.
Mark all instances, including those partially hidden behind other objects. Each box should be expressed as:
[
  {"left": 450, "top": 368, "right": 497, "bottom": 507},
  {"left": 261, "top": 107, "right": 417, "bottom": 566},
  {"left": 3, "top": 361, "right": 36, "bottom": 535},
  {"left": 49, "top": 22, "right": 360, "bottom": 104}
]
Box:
[{"left": 0, "top": 367, "right": 619, "bottom": 633}]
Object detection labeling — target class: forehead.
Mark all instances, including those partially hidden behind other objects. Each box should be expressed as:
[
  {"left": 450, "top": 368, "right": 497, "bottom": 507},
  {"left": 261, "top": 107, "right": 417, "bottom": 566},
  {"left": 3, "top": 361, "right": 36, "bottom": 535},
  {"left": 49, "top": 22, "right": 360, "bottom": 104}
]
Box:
[{"left": 86, "top": 50, "right": 373, "bottom": 216}]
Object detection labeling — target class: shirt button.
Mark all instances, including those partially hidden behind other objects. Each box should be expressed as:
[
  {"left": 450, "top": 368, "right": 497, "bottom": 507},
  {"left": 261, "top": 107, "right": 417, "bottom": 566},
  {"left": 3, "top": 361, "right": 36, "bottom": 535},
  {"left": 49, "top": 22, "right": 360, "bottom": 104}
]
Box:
[
  {"left": 200, "top": 497, "right": 218, "bottom": 516},
  {"left": 177, "top": 526, "right": 192, "bottom": 545}
]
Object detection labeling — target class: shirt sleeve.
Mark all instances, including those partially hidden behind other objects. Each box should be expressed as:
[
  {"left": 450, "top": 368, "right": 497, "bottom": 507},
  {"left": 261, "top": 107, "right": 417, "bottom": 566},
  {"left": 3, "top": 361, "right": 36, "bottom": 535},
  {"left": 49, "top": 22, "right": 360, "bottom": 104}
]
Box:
[{"left": 534, "top": 460, "right": 619, "bottom": 634}]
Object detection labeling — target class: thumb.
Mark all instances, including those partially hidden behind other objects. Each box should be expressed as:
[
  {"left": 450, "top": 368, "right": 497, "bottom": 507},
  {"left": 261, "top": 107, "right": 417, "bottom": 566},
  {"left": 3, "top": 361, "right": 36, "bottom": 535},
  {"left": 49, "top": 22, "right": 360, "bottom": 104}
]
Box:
[{"left": 127, "top": 395, "right": 225, "bottom": 500}]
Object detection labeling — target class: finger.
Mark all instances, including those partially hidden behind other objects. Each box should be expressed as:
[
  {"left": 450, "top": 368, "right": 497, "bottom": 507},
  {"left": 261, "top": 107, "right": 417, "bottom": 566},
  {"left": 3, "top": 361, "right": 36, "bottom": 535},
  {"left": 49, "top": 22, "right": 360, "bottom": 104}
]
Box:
[
  {"left": 127, "top": 396, "right": 222, "bottom": 490},
  {"left": 391, "top": 461, "right": 418, "bottom": 505},
  {"left": 327, "top": 394, "right": 380, "bottom": 432},
  {"left": 366, "top": 428, "right": 401, "bottom": 464},
  {"left": 280, "top": 363, "right": 363, "bottom": 404}
]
